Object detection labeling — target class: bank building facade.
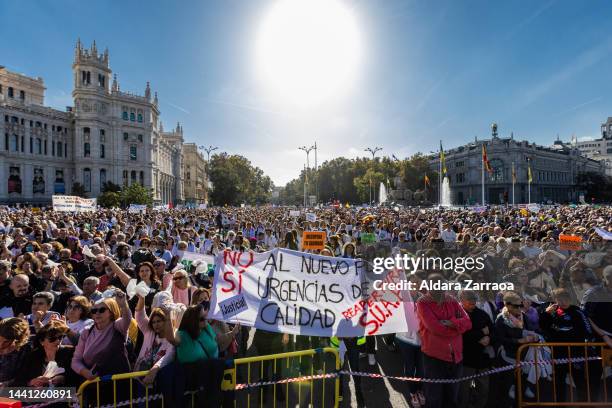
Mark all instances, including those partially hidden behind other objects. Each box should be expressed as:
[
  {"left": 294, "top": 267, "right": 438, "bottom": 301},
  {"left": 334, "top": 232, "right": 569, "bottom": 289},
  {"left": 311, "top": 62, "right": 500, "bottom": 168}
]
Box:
[
  {"left": 429, "top": 124, "right": 604, "bottom": 205},
  {"left": 0, "top": 40, "right": 184, "bottom": 205}
]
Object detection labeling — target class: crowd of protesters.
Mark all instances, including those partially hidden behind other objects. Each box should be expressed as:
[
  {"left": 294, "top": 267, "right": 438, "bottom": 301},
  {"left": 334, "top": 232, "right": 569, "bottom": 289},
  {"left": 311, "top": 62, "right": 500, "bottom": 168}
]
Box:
[{"left": 0, "top": 204, "right": 610, "bottom": 408}]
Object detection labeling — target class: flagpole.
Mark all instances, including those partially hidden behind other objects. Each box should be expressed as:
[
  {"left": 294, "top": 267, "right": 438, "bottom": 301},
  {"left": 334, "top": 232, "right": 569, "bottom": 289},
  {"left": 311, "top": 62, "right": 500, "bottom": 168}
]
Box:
[
  {"left": 481, "top": 146, "right": 485, "bottom": 205},
  {"left": 439, "top": 151, "right": 442, "bottom": 206},
  {"left": 512, "top": 161, "right": 515, "bottom": 206},
  {"left": 528, "top": 158, "right": 531, "bottom": 204}
]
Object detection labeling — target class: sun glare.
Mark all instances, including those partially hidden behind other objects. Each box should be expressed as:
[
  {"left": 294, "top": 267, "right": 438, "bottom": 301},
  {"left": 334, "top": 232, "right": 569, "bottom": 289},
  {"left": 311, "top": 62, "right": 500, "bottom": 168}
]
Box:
[{"left": 255, "top": 0, "right": 362, "bottom": 107}]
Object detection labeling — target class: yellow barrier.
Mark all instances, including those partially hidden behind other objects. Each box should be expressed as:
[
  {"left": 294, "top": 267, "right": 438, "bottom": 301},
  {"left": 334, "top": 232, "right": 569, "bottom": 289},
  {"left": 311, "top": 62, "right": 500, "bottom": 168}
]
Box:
[
  {"left": 516, "top": 342, "right": 610, "bottom": 407},
  {"left": 222, "top": 347, "right": 341, "bottom": 408},
  {"left": 77, "top": 347, "right": 341, "bottom": 408}
]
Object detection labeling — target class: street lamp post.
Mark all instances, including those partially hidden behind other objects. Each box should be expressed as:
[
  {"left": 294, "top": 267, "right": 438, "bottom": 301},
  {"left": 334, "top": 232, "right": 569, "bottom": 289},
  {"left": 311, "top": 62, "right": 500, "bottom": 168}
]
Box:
[
  {"left": 298, "top": 145, "right": 315, "bottom": 207},
  {"left": 199, "top": 145, "right": 218, "bottom": 204},
  {"left": 364, "top": 146, "right": 382, "bottom": 205}
]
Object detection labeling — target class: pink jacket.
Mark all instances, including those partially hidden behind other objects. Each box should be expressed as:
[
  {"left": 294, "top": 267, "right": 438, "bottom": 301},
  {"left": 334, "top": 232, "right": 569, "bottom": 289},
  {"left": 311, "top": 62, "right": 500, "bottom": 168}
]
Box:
[{"left": 416, "top": 293, "right": 472, "bottom": 363}]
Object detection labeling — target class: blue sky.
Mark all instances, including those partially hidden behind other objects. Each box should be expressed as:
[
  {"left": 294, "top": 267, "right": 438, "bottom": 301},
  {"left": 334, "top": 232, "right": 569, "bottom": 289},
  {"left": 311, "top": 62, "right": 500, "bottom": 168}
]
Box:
[{"left": 1, "top": 0, "right": 612, "bottom": 185}]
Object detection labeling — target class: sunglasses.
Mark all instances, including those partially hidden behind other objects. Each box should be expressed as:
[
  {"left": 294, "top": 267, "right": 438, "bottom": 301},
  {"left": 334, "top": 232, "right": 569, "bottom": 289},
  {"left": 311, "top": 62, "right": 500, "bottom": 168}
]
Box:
[
  {"left": 47, "top": 335, "right": 65, "bottom": 343},
  {"left": 91, "top": 306, "right": 109, "bottom": 315}
]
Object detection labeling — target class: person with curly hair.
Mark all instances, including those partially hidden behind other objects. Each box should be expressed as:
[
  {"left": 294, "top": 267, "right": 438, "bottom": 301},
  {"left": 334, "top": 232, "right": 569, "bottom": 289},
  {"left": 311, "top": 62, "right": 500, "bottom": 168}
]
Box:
[{"left": 0, "top": 317, "right": 31, "bottom": 386}]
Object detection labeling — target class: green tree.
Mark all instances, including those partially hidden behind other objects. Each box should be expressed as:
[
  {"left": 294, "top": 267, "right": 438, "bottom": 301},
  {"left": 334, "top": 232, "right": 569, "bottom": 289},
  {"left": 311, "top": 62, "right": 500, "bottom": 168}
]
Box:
[
  {"left": 120, "top": 183, "right": 153, "bottom": 207},
  {"left": 576, "top": 172, "right": 612, "bottom": 203},
  {"left": 354, "top": 168, "right": 385, "bottom": 203},
  {"left": 209, "top": 153, "right": 274, "bottom": 205},
  {"left": 71, "top": 182, "right": 87, "bottom": 198},
  {"left": 97, "top": 191, "right": 121, "bottom": 208},
  {"left": 101, "top": 181, "right": 122, "bottom": 193}
]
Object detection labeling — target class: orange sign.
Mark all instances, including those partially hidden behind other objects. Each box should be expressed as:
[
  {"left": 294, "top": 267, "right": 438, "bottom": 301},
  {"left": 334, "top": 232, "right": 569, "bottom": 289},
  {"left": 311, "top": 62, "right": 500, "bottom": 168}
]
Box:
[
  {"left": 559, "top": 234, "right": 582, "bottom": 251},
  {"left": 302, "top": 231, "right": 327, "bottom": 251}
]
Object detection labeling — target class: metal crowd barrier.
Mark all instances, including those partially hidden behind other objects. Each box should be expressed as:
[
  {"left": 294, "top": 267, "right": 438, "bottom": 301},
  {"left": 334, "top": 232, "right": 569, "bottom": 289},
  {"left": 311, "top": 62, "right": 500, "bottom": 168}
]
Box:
[
  {"left": 77, "top": 347, "right": 341, "bottom": 408},
  {"left": 516, "top": 342, "right": 610, "bottom": 407}
]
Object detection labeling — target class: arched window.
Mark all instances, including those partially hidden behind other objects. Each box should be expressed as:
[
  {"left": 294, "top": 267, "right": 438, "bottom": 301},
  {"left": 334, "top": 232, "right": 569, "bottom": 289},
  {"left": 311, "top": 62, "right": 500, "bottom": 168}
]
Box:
[
  {"left": 100, "top": 169, "right": 107, "bottom": 187},
  {"left": 84, "top": 143, "right": 90, "bottom": 157},
  {"left": 131, "top": 170, "right": 137, "bottom": 184},
  {"left": 100, "top": 144, "right": 105, "bottom": 158},
  {"left": 130, "top": 145, "right": 137, "bottom": 161},
  {"left": 8, "top": 87, "right": 14, "bottom": 98},
  {"left": 130, "top": 112, "right": 135, "bottom": 122},
  {"left": 36, "top": 138, "right": 42, "bottom": 155},
  {"left": 11, "top": 135, "right": 18, "bottom": 151},
  {"left": 137, "top": 110, "right": 143, "bottom": 123},
  {"left": 83, "top": 168, "right": 91, "bottom": 192},
  {"left": 139, "top": 171, "right": 144, "bottom": 186},
  {"left": 122, "top": 110, "right": 128, "bottom": 121},
  {"left": 83, "top": 127, "right": 90, "bottom": 141},
  {"left": 57, "top": 142, "right": 62, "bottom": 157}
]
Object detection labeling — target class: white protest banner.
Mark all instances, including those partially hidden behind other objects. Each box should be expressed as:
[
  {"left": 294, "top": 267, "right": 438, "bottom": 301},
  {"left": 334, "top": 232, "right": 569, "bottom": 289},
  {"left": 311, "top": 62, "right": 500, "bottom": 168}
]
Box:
[
  {"left": 305, "top": 213, "right": 316, "bottom": 223},
  {"left": 52, "top": 195, "right": 96, "bottom": 212},
  {"left": 595, "top": 227, "right": 612, "bottom": 241},
  {"left": 129, "top": 204, "right": 147, "bottom": 214},
  {"left": 198, "top": 203, "right": 208, "bottom": 209},
  {"left": 153, "top": 204, "right": 170, "bottom": 211},
  {"left": 77, "top": 197, "right": 96, "bottom": 212},
  {"left": 209, "top": 248, "right": 411, "bottom": 337},
  {"left": 527, "top": 203, "right": 540, "bottom": 213},
  {"left": 289, "top": 210, "right": 301, "bottom": 218},
  {"left": 52, "top": 195, "right": 78, "bottom": 212}
]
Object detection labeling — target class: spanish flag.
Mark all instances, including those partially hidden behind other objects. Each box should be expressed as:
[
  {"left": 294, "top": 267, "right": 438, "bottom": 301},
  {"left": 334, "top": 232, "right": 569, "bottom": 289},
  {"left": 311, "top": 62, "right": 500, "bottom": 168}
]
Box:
[
  {"left": 482, "top": 144, "right": 493, "bottom": 173},
  {"left": 440, "top": 141, "right": 447, "bottom": 175},
  {"left": 424, "top": 174, "right": 430, "bottom": 187},
  {"left": 528, "top": 160, "right": 533, "bottom": 184}
]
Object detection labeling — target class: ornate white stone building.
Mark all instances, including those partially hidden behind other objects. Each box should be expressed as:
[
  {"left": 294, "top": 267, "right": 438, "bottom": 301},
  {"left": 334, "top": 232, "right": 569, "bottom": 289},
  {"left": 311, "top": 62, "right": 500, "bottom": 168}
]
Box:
[{"left": 0, "top": 40, "right": 183, "bottom": 204}]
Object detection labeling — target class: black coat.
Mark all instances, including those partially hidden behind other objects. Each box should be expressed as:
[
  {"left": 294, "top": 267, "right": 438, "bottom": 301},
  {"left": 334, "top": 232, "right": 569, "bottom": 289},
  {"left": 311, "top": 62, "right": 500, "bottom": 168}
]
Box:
[
  {"left": 463, "top": 307, "right": 494, "bottom": 369},
  {"left": 14, "top": 346, "right": 76, "bottom": 387},
  {"left": 494, "top": 313, "right": 526, "bottom": 360}
]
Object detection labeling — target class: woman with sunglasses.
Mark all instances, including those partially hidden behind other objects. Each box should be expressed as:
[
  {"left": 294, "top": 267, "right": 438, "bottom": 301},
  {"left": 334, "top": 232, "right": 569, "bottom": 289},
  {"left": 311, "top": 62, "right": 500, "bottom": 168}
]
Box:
[
  {"left": 494, "top": 291, "right": 539, "bottom": 408},
  {"left": 15, "top": 320, "right": 76, "bottom": 388},
  {"left": 164, "top": 269, "right": 197, "bottom": 306},
  {"left": 62, "top": 295, "right": 93, "bottom": 346},
  {"left": 71, "top": 289, "right": 132, "bottom": 404}
]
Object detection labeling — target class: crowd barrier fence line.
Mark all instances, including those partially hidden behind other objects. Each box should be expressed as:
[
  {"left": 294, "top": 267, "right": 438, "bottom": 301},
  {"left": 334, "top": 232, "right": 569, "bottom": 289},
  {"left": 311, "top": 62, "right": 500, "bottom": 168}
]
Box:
[
  {"left": 75, "top": 347, "right": 341, "bottom": 408},
  {"left": 516, "top": 342, "right": 610, "bottom": 407}
]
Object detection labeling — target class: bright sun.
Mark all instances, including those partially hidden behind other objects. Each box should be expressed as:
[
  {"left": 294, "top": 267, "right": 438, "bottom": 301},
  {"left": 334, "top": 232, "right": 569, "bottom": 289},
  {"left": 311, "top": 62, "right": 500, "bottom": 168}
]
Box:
[{"left": 255, "top": 0, "right": 362, "bottom": 107}]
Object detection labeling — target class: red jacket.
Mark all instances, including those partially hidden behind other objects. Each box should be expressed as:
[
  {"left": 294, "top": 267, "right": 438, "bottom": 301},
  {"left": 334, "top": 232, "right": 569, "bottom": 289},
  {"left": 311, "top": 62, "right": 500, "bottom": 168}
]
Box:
[{"left": 416, "top": 293, "right": 472, "bottom": 363}]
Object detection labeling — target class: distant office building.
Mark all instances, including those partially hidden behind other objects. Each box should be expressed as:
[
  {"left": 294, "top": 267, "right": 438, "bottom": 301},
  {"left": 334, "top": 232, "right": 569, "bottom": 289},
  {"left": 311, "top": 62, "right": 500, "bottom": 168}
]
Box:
[
  {"left": 566, "top": 117, "right": 612, "bottom": 176},
  {"left": 182, "top": 143, "right": 207, "bottom": 205},
  {"left": 430, "top": 124, "right": 604, "bottom": 204}
]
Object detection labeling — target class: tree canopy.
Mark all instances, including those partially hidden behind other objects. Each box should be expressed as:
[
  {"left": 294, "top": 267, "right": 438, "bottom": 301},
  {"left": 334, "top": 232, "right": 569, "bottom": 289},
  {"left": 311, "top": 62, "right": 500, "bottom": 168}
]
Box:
[{"left": 208, "top": 153, "right": 273, "bottom": 206}]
